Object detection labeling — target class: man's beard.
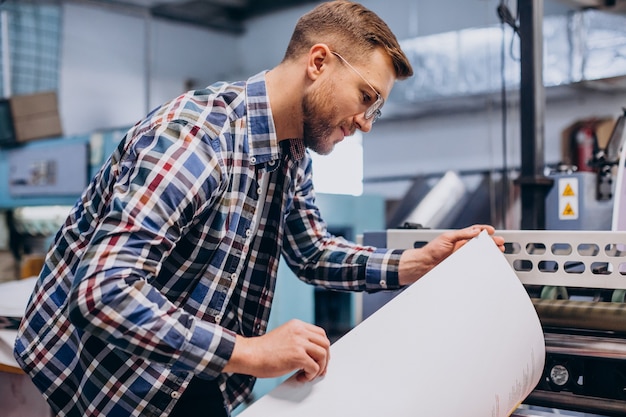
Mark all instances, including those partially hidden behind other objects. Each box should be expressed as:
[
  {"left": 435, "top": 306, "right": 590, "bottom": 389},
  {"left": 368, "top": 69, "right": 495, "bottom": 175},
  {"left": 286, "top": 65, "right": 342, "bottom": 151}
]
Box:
[{"left": 301, "top": 84, "right": 341, "bottom": 156}]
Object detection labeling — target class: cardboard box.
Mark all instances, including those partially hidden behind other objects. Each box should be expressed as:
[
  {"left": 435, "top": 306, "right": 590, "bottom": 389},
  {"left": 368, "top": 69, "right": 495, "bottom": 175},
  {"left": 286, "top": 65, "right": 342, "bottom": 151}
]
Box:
[{"left": 9, "top": 91, "right": 63, "bottom": 143}]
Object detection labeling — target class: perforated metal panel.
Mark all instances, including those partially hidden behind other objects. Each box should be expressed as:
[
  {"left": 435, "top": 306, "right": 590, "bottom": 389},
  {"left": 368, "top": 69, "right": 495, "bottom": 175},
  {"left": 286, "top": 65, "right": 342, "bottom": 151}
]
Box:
[{"left": 384, "top": 229, "right": 626, "bottom": 290}]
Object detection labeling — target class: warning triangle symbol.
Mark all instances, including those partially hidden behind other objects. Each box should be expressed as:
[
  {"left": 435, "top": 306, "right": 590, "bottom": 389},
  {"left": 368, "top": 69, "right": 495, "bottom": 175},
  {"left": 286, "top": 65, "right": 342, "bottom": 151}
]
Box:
[
  {"left": 563, "top": 203, "right": 575, "bottom": 216},
  {"left": 563, "top": 184, "right": 575, "bottom": 197}
]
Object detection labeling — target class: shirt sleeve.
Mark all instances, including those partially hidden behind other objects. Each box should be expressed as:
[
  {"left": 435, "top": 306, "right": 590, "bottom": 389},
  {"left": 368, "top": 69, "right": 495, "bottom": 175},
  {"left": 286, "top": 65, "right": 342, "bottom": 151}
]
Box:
[
  {"left": 281, "top": 154, "right": 404, "bottom": 292},
  {"left": 67, "top": 120, "right": 235, "bottom": 380}
]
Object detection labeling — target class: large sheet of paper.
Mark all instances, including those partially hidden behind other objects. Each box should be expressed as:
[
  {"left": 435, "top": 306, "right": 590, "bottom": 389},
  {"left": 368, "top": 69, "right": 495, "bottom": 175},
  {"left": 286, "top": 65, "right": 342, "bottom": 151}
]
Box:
[
  {"left": 239, "top": 231, "right": 546, "bottom": 417},
  {"left": 0, "top": 277, "right": 37, "bottom": 320},
  {"left": 0, "top": 277, "right": 36, "bottom": 372},
  {"left": 0, "top": 329, "right": 19, "bottom": 372}
]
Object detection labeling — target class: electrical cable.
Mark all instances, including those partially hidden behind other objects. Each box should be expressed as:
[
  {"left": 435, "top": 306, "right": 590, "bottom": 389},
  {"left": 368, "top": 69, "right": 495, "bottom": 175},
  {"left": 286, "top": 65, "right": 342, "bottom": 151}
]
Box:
[
  {"left": 496, "top": 0, "right": 521, "bottom": 228},
  {"left": 500, "top": 21, "right": 508, "bottom": 228},
  {"left": 498, "top": 1, "right": 510, "bottom": 228},
  {"left": 498, "top": 2, "right": 521, "bottom": 62},
  {"left": 497, "top": 2, "right": 519, "bottom": 34}
]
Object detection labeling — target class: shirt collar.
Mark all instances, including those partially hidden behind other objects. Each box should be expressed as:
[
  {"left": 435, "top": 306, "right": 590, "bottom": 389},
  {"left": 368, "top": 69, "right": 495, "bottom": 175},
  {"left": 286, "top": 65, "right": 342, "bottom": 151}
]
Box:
[
  {"left": 283, "top": 137, "right": 305, "bottom": 161},
  {"left": 245, "top": 71, "right": 305, "bottom": 166}
]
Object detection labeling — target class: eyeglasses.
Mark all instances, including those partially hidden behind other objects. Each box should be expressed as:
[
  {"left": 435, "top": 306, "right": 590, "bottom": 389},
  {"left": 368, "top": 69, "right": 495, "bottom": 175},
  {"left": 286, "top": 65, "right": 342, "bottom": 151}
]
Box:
[{"left": 331, "top": 51, "right": 384, "bottom": 123}]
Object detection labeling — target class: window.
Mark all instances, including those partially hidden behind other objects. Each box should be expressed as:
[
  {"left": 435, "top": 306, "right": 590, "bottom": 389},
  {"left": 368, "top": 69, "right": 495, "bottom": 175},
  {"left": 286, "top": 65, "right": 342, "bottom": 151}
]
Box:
[{"left": 0, "top": 1, "right": 62, "bottom": 96}]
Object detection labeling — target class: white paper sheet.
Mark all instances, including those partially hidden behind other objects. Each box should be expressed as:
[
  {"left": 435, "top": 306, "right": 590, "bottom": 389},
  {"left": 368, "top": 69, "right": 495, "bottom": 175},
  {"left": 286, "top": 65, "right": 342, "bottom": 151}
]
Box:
[
  {"left": 0, "top": 277, "right": 37, "bottom": 372},
  {"left": 0, "top": 277, "right": 37, "bottom": 318},
  {"left": 0, "top": 329, "right": 19, "bottom": 370},
  {"left": 239, "top": 231, "right": 546, "bottom": 417}
]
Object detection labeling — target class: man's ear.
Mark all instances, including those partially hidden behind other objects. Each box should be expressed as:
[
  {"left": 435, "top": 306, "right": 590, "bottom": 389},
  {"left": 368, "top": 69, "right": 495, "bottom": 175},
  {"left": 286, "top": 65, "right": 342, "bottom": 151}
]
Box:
[{"left": 306, "top": 43, "right": 331, "bottom": 81}]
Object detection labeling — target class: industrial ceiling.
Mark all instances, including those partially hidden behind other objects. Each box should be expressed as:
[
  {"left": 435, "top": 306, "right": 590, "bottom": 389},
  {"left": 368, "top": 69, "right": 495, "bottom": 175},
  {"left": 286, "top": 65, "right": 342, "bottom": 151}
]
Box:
[
  {"left": 82, "top": 0, "right": 321, "bottom": 33},
  {"left": 76, "top": 0, "right": 626, "bottom": 34}
]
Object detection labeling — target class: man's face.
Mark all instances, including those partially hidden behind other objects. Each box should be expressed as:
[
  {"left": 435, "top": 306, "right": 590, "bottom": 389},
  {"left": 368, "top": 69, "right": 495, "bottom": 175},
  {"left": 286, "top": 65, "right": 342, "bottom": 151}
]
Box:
[{"left": 301, "top": 47, "right": 395, "bottom": 156}]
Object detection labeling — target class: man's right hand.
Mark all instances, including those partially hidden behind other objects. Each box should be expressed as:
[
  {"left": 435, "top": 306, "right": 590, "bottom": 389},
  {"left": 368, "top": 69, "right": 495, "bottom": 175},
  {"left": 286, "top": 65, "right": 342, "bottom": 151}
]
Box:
[{"left": 223, "top": 319, "right": 330, "bottom": 382}]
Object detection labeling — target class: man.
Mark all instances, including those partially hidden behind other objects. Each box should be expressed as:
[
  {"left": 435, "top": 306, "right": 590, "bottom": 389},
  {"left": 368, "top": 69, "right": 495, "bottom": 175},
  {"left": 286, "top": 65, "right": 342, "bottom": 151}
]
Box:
[{"left": 14, "top": 1, "right": 505, "bottom": 416}]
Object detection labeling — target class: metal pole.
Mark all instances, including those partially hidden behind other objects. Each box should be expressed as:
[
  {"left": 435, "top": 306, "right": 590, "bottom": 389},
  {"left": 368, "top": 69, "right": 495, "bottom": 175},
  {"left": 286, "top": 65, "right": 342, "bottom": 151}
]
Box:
[
  {"left": 1, "top": 10, "right": 11, "bottom": 98},
  {"left": 144, "top": 10, "right": 151, "bottom": 115},
  {"left": 516, "top": 0, "right": 553, "bottom": 230}
]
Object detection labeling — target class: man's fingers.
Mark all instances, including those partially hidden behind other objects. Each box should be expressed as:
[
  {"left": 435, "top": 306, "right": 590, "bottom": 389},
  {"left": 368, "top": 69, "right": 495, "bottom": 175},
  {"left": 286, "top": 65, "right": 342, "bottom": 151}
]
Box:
[
  {"left": 307, "top": 341, "right": 330, "bottom": 377},
  {"left": 294, "top": 325, "right": 330, "bottom": 381},
  {"left": 297, "top": 355, "right": 321, "bottom": 382}
]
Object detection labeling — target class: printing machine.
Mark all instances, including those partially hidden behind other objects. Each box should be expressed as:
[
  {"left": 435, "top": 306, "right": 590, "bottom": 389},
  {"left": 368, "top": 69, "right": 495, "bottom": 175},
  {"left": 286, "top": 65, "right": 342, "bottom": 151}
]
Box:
[{"left": 363, "top": 228, "right": 626, "bottom": 417}]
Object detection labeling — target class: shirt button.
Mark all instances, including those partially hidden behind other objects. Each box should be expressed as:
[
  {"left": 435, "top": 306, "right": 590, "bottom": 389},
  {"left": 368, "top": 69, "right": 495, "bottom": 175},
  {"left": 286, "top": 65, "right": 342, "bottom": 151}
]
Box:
[
  {"left": 245, "top": 229, "right": 252, "bottom": 237},
  {"left": 268, "top": 160, "right": 275, "bottom": 166},
  {"left": 257, "top": 187, "right": 262, "bottom": 194},
  {"left": 380, "top": 280, "right": 387, "bottom": 288},
  {"left": 231, "top": 273, "right": 237, "bottom": 280},
  {"left": 250, "top": 157, "right": 256, "bottom": 163},
  {"left": 171, "top": 391, "right": 181, "bottom": 399}
]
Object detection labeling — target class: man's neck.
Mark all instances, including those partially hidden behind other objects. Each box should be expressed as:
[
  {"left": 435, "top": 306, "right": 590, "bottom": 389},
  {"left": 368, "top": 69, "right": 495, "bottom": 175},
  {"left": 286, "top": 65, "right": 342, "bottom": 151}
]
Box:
[{"left": 264, "top": 63, "right": 304, "bottom": 142}]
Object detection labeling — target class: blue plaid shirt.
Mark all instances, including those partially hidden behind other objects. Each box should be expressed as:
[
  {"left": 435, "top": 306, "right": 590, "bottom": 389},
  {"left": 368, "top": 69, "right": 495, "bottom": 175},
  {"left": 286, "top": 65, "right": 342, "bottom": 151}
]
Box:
[{"left": 14, "top": 71, "right": 403, "bottom": 417}]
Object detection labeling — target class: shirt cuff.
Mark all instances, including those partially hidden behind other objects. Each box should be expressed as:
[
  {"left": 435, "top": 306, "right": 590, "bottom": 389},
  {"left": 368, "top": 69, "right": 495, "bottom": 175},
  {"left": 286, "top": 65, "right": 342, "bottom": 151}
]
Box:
[
  {"left": 365, "top": 248, "right": 403, "bottom": 291},
  {"left": 177, "top": 319, "right": 237, "bottom": 380}
]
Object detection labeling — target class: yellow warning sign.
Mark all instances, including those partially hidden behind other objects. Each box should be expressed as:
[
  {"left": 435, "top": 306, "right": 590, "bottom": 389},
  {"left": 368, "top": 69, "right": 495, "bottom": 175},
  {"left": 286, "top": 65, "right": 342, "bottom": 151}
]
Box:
[
  {"left": 558, "top": 177, "right": 578, "bottom": 220},
  {"left": 562, "top": 203, "right": 575, "bottom": 216},
  {"left": 562, "top": 184, "right": 575, "bottom": 197}
]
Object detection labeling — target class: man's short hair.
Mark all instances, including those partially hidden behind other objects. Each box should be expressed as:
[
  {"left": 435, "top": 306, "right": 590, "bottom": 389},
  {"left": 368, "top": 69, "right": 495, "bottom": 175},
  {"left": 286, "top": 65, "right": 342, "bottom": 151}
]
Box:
[{"left": 283, "top": 1, "right": 414, "bottom": 80}]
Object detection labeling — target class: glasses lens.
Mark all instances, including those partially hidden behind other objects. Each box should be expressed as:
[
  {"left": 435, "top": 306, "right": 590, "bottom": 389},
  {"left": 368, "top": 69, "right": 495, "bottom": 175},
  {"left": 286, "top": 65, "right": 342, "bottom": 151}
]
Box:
[{"left": 365, "top": 95, "right": 384, "bottom": 122}]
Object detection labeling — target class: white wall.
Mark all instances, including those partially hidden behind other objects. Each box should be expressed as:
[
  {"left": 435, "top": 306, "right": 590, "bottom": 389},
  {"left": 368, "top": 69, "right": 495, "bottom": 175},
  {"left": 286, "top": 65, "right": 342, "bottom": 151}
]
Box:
[
  {"left": 61, "top": 4, "right": 145, "bottom": 134},
  {"left": 60, "top": 2, "right": 240, "bottom": 136}
]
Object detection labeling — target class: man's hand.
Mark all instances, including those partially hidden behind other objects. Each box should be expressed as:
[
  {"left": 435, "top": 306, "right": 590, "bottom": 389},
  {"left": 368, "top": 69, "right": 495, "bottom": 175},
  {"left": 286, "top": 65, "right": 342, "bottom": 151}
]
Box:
[
  {"left": 223, "top": 319, "right": 330, "bottom": 382},
  {"left": 398, "top": 225, "right": 505, "bottom": 286}
]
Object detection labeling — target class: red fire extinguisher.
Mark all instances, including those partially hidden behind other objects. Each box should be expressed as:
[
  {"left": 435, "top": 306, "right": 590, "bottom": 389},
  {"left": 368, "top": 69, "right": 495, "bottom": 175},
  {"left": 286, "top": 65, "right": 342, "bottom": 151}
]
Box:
[{"left": 575, "top": 125, "right": 596, "bottom": 172}]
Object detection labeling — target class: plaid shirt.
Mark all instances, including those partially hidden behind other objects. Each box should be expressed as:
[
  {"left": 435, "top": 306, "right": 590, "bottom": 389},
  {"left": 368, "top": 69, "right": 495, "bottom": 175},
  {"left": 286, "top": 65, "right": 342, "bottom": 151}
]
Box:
[{"left": 14, "top": 71, "right": 403, "bottom": 417}]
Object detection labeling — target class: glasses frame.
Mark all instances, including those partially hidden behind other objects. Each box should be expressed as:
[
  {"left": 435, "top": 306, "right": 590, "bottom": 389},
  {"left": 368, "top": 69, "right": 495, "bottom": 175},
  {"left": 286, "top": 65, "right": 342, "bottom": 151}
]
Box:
[{"left": 331, "top": 51, "right": 384, "bottom": 123}]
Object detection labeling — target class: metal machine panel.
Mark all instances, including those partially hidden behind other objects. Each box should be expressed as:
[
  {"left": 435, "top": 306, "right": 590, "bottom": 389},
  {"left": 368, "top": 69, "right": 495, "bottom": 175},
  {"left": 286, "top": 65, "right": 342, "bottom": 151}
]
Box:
[
  {"left": 385, "top": 229, "right": 626, "bottom": 290},
  {"left": 0, "top": 129, "right": 126, "bottom": 209},
  {"left": 7, "top": 141, "right": 87, "bottom": 197},
  {"left": 545, "top": 172, "right": 612, "bottom": 231}
]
